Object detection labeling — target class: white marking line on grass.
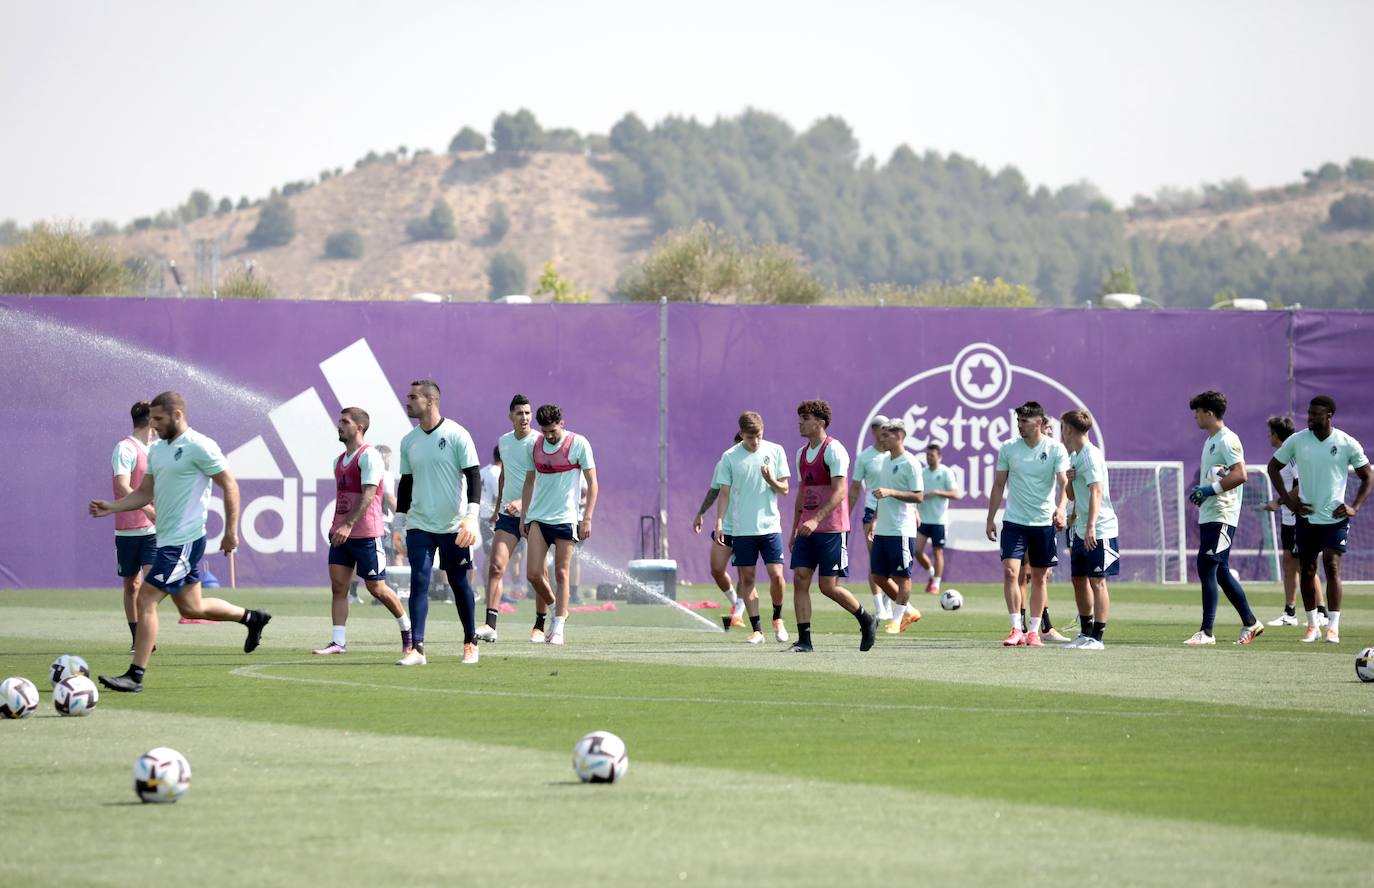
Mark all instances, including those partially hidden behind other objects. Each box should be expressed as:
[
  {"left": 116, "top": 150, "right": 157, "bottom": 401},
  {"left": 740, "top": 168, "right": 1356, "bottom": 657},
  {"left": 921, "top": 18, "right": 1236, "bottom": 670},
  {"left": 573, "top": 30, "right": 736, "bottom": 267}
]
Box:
[{"left": 229, "top": 662, "right": 1351, "bottom": 723}]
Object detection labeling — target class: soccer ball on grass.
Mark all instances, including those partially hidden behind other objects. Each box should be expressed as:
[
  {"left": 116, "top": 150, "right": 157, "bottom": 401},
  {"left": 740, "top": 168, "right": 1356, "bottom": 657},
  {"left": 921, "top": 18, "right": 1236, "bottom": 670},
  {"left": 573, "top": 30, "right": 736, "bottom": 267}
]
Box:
[
  {"left": 50, "top": 654, "right": 91, "bottom": 688},
  {"left": 1, "top": 676, "right": 40, "bottom": 719},
  {"left": 573, "top": 730, "right": 629, "bottom": 784},
  {"left": 53, "top": 675, "right": 98, "bottom": 716},
  {"left": 939, "top": 589, "right": 964, "bottom": 611},
  {"left": 133, "top": 747, "right": 192, "bottom": 803},
  {"left": 1356, "top": 647, "right": 1374, "bottom": 684}
]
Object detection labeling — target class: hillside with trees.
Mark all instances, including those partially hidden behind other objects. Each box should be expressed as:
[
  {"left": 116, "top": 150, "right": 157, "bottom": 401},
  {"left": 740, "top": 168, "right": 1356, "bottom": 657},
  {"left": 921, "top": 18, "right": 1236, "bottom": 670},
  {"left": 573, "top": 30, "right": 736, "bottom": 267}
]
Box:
[{"left": 4, "top": 109, "right": 1373, "bottom": 307}]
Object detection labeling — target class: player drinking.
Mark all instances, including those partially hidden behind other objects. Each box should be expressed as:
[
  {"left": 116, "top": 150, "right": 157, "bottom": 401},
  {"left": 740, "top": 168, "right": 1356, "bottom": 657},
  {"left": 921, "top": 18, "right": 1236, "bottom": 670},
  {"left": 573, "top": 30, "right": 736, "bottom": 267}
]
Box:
[
  {"left": 110, "top": 400, "right": 158, "bottom": 652},
  {"left": 849, "top": 415, "right": 893, "bottom": 619},
  {"left": 1184, "top": 390, "right": 1263, "bottom": 645},
  {"left": 90, "top": 391, "right": 271, "bottom": 692},
  {"left": 985, "top": 401, "right": 1069, "bottom": 647},
  {"left": 521, "top": 403, "right": 598, "bottom": 646},
  {"left": 915, "top": 443, "right": 960, "bottom": 596},
  {"left": 693, "top": 432, "right": 746, "bottom": 630},
  {"left": 1059, "top": 410, "right": 1116, "bottom": 649},
  {"left": 313, "top": 407, "right": 412, "bottom": 656},
  {"left": 713, "top": 411, "right": 791, "bottom": 645},
  {"left": 479, "top": 394, "right": 536, "bottom": 643},
  {"left": 787, "top": 399, "right": 876, "bottom": 653},
  {"left": 1267, "top": 396, "right": 1373, "bottom": 644},
  {"left": 396, "top": 379, "right": 482, "bottom": 666},
  {"left": 1261, "top": 416, "right": 1327, "bottom": 631},
  {"left": 866, "top": 419, "right": 925, "bottom": 636}
]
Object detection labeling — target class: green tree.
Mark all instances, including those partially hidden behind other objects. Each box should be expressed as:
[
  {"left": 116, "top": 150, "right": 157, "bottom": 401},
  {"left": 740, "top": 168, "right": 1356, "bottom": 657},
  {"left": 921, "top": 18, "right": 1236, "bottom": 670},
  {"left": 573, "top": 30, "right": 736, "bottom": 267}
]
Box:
[
  {"left": 485, "top": 202, "right": 510, "bottom": 242},
  {"left": 1098, "top": 265, "right": 1137, "bottom": 297},
  {"left": 324, "top": 229, "right": 364, "bottom": 259},
  {"left": 0, "top": 219, "right": 19, "bottom": 246},
  {"left": 216, "top": 269, "right": 276, "bottom": 299},
  {"left": 487, "top": 252, "right": 527, "bottom": 298},
  {"left": 216, "top": 197, "right": 233, "bottom": 215},
  {"left": 492, "top": 109, "right": 544, "bottom": 153},
  {"left": 533, "top": 262, "right": 592, "bottom": 302},
  {"left": 406, "top": 199, "right": 457, "bottom": 241},
  {"left": 1329, "top": 194, "right": 1374, "bottom": 230},
  {"left": 0, "top": 224, "right": 134, "bottom": 295},
  {"left": 449, "top": 126, "right": 487, "bottom": 153},
  {"left": 1347, "top": 157, "right": 1374, "bottom": 181},
  {"left": 246, "top": 196, "right": 296, "bottom": 248}
]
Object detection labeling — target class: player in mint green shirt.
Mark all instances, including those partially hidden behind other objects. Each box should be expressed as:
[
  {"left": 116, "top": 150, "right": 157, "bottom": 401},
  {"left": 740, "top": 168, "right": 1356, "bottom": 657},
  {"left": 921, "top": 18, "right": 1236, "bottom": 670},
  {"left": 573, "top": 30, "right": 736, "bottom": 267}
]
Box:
[
  {"left": 693, "top": 433, "right": 745, "bottom": 630},
  {"left": 915, "top": 443, "right": 960, "bottom": 596},
  {"left": 1060, "top": 410, "right": 1117, "bottom": 649},
  {"left": 848, "top": 416, "right": 893, "bottom": 620},
  {"left": 1266, "top": 395, "right": 1373, "bottom": 642},
  {"left": 478, "top": 394, "right": 535, "bottom": 643},
  {"left": 1184, "top": 390, "right": 1261, "bottom": 646},
  {"left": 89, "top": 391, "right": 271, "bottom": 693}
]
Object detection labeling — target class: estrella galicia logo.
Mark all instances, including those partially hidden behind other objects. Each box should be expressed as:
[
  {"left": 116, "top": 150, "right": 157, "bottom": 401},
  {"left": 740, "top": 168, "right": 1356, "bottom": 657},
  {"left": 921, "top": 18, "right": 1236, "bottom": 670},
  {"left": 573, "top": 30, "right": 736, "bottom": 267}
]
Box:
[
  {"left": 439, "top": 439, "right": 447, "bottom": 450},
  {"left": 1331, "top": 445, "right": 1339, "bottom": 456},
  {"left": 174, "top": 447, "right": 183, "bottom": 461}
]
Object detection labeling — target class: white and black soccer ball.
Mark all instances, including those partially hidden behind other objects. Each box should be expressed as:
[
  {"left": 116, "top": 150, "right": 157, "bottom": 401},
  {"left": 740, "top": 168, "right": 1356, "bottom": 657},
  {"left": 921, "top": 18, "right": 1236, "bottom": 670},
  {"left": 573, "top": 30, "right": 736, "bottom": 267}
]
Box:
[
  {"left": 1356, "top": 647, "right": 1374, "bottom": 684},
  {"left": 1, "top": 676, "right": 40, "bottom": 719},
  {"left": 939, "top": 588, "right": 964, "bottom": 611},
  {"left": 50, "top": 654, "right": 91, "bottom": 688},
  {"left": 133, "top": 747, "right": 192, "bottom": 803},
  {"left": 573, "top": 730, "right": 629, "bottom": 784},
  {"left": 53, "top": 675, "right": 98, "bottom": 716}
]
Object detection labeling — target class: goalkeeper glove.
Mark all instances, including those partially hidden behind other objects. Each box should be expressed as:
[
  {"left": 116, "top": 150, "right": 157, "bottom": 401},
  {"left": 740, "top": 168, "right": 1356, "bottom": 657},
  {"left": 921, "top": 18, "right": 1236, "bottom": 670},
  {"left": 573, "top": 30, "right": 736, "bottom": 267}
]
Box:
[{"left": 1189, "top": 481, "right": 1222, "bottom": 505}]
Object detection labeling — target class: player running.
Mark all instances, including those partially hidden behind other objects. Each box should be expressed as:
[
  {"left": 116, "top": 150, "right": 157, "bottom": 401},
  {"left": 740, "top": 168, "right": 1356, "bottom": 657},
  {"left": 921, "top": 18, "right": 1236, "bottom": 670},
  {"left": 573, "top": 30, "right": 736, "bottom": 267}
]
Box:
[
  {"left": 915, "top": 443, "right": 960, "bottom": 596},
  {"left": 850, "top": 416, "right": 893, "bottom": 620},
  {"left": 713, "top": 412, "right": 791, "bottom": 645},
  {"left": 396, "top": 379, "right": 483, "bottom": 666},
  {"left": 90, "top": 391, "right": 271, "bottom": 693},
  {"left": 693, "top": 433, "right": 746, "bottom": 630},
  {"left": 1262, "top": 416, "right": 1328, "bottom": 631},
  {"left": 521, "top": 403, "right": 598, "bottom": 646},
  {"left": 866, "top": 419, "right": 925, "bottom": 636},
  {"left": 1267, "top": 396, "right": 1373, "bottom": 644},
  {"left": 110, "top": 400, "right": 158, "bottom": 652},
  {"left": 1059, "top": 410, "right": 1117, "bottom": 649},
  {"left": 1184, "top": 390, "right": 1264, "bottom": 646},
  {"left": 478, "top": 394, "right": 536, "bottom": 643},
  {"left": 313, "top": 408, "right": 412, "bottom": 656},
  {"left": 985, "top": 401, "right": 1069, "bottom": 647},
  {"left": 787, "top": 400, "right": 876, "bottom": 653}
]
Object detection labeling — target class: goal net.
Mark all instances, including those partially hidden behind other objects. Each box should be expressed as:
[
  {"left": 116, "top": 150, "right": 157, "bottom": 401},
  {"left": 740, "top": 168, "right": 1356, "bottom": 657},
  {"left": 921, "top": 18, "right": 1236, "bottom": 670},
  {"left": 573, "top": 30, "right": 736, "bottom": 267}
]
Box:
[{"left": 1105, "top": 461, "right": 1187, "bottom": 583}]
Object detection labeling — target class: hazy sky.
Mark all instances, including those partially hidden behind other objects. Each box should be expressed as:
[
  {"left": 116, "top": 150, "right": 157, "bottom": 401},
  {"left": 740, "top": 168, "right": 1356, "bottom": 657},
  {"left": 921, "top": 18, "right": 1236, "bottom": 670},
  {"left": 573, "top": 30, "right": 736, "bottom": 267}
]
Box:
[{"left": 3, "top": 0, "right": 1371, "bottom": 227}]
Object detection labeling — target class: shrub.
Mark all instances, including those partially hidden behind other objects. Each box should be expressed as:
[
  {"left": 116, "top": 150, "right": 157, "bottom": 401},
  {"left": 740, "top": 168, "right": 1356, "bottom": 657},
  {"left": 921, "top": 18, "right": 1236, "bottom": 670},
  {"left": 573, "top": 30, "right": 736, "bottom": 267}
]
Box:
[
  {"left": 216, "top": 197, "right": 233, "bottom": 214},
  {"left": 324, "top": 229, "right": 364, "bottom": 259},
  {"left": 0, "top": 224, "right": 135, "bottom": 295},
  {"left": 216, "top": 269, "right": 276, "bottom": 299},
  {"left": 1329, "top": 194, "right": 1374, "bottom": 230},
  {"left": 449, "top": 127, "right": 487, "bottom": 153},
  {"left": 246, "top": 196, "right": 296, "bottom": 249},
  {"left": 406, "top": 199, "right": 457, "bottom": 241},
  {"left": 533, "top": 262, "right": 592, "bottom": 302},
  {"left": 487, "top": 252, "right": 526, "bottom": 298},
  {"left": 485, "top": 202, "right": 510, "bottom": 242}
]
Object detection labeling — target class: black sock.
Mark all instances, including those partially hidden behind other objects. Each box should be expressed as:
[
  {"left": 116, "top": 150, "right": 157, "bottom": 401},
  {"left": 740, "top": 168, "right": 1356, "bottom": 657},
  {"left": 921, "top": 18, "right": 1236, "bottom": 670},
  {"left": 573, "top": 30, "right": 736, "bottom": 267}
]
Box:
[
  {"left": 772, "top": 604, "right": 782, "bottom": 621},
  {"left": 534, "top": 613, "right": 547, "bottom": 631},
  {"left": 238, "top": 609, "right": 260, "bottom": 626},
  {"left": 1284, "top": 604, "right": 1296, "bottom": 616},
  {"left": 1079, "top": 614, "right": 1093, "bottom": 636},
  {"left": 798, "top": 622, "right": 812, "bottom": 644},
  {"left": 854, "top": 606, "right": 871, "bottom": 625},
  {"left": 415, "top": 640, "right": 425, "bottom": 654},
  {"left": 750, "top": 614, "right": 762, "bottom": 632},
  {"left": 1317, "top": 604, "right": 1329, "bottom": 617},
  {"left": 485, "top": 608, "right": 499, "bottom": 629},
  {"left": 1092, "top": 621, "right": 1107, "bottom": 641},
  {"left": 128, "top": 621, "right": 138, "bottom": 642},
  {"left": 1041, "top": 607, "right": 1053, "bottom": 631},
  {"left": 1020, "top": 608, "right": 1026, "bottom": 626},
  {"left": 401, "top": 629, "right": 413, "bottom": 649},
  {"left": 127, "top": 665, "right": 145, "bottom": 682}
]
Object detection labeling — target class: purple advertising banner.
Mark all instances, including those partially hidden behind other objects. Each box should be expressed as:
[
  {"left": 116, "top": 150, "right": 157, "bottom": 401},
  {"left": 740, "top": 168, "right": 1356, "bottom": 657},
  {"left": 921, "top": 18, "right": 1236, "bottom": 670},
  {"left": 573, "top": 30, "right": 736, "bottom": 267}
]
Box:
[{"left": 1, "top": 297, "right": 1369, "bottom": 590}]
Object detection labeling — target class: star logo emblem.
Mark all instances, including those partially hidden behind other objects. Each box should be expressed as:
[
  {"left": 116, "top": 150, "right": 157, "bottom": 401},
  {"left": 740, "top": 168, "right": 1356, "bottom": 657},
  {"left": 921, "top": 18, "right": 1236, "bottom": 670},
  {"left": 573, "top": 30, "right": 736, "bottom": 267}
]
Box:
[{"left": 961, "top": 356, "right": 1001, "bottom": 399}]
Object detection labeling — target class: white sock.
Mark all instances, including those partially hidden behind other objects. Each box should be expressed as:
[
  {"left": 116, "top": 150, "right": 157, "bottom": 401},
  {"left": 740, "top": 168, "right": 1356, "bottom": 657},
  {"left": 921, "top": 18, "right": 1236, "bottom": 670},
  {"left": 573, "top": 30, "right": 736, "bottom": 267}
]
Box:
[
  {"left": 397, "top": 614, "right": 411, "bottom": 631},
  {"left": 1306, "top": 609, "right": 1319, "bottom": 629},
  {"left": 725, "top": 587, "right": 738, "bottom": 605},
  {"left": 1329, "top": 611, "right": 1341, "bottom": 632},
  {"left": 731, "top": 598, "right": 745, "bottom": 617},
  {"left": 1010, "top": 612, "right": 1023, "bottom": 630},
  {"left": 332, "top": 625, "right": 346, "bottom": 646},
  {"left": 932, "top": 576, "right": 941, "bottom": 588},
  {"left": 891, "top": 603, "right": 907, "bottom": 622},
  {"left": 1029, "top": 617, "right": 1042, "bottom": 634},
  {"left": 873, "top": 593, "right": 884, "bottom": 612},
  {"left": 551, "top": 615, "right": 566, "bottom": 634}
]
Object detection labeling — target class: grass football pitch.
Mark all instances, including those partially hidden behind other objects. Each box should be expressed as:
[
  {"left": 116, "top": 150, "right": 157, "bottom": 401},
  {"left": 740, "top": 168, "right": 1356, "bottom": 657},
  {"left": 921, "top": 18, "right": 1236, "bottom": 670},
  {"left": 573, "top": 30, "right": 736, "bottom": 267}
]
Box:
[{"left": 2, "top": 582, "right": 1372, "bottom": 887}]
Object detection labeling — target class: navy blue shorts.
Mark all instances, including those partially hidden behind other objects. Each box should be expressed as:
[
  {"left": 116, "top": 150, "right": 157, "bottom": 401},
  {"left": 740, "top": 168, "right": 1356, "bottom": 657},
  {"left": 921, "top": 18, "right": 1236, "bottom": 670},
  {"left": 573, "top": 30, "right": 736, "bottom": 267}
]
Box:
[
  {"left": 862, "top": 507, "right": 877, "bottom": 526},
  {"left": 917, "top": 522, "right": 946, "bottom": 549},
  {"left": 493, "top": 512, "right": 522, "bottom": 538},
  {"left": 1000, "top": 521, "right": 1058, "bottom": 569},
  {"left": 530, "top": 521, "right": 577, "bottom": 545},
  {"left": 1070, "top": 534, "right": 1120, "bottom": 578},
  {"left": 1295, "top": 516, "right": 1349, "bottom": 560},
  {"left": 790, "top": 531, "right": 849, "bottom": 577},
  {"left": 145, "top": 537, "right": 206, "bottom": 593},
  {"left": 115, "top": 534, "right": 157, "bottom": 578},
  {"left": 870, "top": 534, "right": 916, "bottom": 577},
  {"left": 406, "top": 527, "right": 472, "bottom": 594},
  {"left": 1197, "top": 522, "right": 1236, "bottom": 563},
  {"left": 732, "top": 532, "right": 784, "bottom": 567},
  {"left": 1281, "top": 523, "right": 1296, "bottom": 555},
  {"left": 328, "top": 536, "right": 387, "bottom": 580}
]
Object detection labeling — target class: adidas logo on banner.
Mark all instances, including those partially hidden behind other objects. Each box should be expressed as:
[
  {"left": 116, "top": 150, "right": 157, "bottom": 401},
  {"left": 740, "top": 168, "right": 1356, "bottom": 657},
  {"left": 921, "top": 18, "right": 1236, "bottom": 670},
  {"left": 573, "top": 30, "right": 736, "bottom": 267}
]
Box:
[{"left": 208, "top": 339, "right": 411, "bottom": 555}]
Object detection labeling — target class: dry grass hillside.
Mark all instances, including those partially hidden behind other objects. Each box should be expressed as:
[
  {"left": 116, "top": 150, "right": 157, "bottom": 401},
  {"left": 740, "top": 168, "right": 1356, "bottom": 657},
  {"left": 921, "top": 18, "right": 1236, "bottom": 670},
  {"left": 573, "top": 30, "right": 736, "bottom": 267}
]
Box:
[
  {"left": 1125, "top": 181, "right": 1374, "bottom": 255},
  {"left": 103, "top": 152, "right": 653, "bottom": 300}
]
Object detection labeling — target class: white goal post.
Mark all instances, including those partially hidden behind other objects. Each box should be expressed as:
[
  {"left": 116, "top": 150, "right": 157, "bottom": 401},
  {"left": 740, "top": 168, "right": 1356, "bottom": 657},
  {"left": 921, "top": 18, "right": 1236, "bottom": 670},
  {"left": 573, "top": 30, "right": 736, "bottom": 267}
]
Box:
[{"left": 1104, "top": 461, "right": 1187, "bottom": 584}]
